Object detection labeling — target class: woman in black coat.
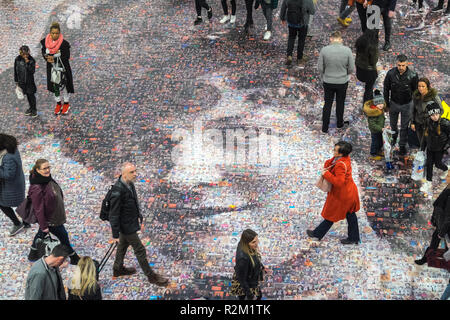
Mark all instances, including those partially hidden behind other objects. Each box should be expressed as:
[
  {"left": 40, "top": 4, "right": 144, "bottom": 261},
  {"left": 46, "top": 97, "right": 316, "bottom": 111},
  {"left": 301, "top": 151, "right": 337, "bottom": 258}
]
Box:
[
  {"left": 415, "top": 170, "right": 450, "bottom": 265},
  {"left": 40, "top": 21, "right": 74, "bottom": 116},
  {"left": 14, "top": 45, "right": 37, "bottom": 117},
  {"left": 0, "top": 134, "right": 29, "bottom": 236},
  {"left": 355, "top": 29, "right": 379, "bottom": 104},
  {"left": 231, "top": 229, "right": 265, "bottom": 300}
]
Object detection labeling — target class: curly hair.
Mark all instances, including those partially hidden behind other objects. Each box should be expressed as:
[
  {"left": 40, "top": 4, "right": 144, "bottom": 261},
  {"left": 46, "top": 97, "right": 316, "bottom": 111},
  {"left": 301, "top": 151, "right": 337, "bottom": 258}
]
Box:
[{"left": 0, "top": 134, "right": 18, "bottom": 154}]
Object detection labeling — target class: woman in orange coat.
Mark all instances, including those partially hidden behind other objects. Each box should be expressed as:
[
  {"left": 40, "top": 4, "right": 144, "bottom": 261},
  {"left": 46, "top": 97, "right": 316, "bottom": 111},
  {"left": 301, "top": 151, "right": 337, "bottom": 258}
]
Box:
[{"left": 307, "top": 141, "right": 361, "bottom": 244}]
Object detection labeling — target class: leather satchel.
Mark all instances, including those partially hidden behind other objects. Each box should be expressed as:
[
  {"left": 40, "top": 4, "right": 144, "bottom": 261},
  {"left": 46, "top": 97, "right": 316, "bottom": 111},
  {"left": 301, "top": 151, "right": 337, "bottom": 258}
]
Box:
[{"left": 16, "top": 196, "right": 38, "bottom": 224}]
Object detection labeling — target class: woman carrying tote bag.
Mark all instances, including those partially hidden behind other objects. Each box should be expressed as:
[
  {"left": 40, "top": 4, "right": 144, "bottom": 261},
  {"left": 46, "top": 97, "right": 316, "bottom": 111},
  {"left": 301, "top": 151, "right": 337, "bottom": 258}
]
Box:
[{"left": 308, "top": 141, "right": 361, "bottom": 244}]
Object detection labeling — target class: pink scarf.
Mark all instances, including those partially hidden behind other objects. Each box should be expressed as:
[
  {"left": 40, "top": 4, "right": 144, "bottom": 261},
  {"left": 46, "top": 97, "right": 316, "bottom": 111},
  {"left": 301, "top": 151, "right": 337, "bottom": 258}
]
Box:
[{"left": 45, "top": 34, "right": 64, "bottom": 54}]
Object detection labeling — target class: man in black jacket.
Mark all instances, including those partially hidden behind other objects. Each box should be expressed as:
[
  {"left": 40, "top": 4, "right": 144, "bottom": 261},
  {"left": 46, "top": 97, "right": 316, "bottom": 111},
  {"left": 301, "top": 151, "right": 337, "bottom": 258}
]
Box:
[
  {"left": 109, "top": 162, "right": 168, "bottom": 286},
  {"left": 383, "top": 54, "right": 418, "bottom": 155},
  {"left": 14, "top": 45, "right": 37, "bottom": 117}
]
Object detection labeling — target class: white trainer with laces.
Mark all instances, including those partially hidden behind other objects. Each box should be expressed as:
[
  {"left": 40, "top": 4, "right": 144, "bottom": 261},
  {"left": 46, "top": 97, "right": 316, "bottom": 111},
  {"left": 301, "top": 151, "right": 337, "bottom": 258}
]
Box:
[
  {"left": 220, "top": 15, "right": 230, "bottom": 24},
  {"left": 440, "top": 169, "right": 449, "bottom": 180},
  {"left": 263, "top": 31, "right": 271, "bottom": 40},
  {"left": 230, "top": 15, "right": 236, "bottom": 24}
]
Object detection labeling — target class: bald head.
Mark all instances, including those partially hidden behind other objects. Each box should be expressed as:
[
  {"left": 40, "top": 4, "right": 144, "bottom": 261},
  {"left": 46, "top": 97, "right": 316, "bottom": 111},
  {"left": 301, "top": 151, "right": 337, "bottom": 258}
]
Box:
[{"left": 121, "top": 162, "right": 137, "bottom": 184}]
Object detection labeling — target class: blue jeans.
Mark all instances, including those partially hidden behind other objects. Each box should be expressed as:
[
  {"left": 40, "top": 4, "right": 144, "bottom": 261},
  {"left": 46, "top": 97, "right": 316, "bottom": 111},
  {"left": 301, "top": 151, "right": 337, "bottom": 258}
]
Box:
[
  {"left": 370, "top": 132, "right": 383, "bottom": 155},
  {"left": 313, "top": 212, "right": 360, "bottom": 242},
  {"left": 32, "top": 224, "right": 75, "bottom": 255},
  {"left": 441, "top": 283, "right": 450, "bottom": 300}
]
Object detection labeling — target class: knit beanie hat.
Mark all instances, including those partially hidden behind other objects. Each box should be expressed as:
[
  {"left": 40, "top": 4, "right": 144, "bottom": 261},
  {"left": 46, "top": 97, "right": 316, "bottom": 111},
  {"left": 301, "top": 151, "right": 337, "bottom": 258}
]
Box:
[
  {"left": 373, "top": 89, "right": 384, "bottom": 106},
  {"left": 427, "top": 102, "right": 441, "bottom": 116}
]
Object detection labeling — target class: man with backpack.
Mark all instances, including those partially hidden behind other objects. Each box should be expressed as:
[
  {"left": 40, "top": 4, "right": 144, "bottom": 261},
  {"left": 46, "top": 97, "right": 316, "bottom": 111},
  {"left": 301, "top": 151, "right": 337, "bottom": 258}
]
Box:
[
  {"left": 106, "top": 162, "right": 168, "bottom": 287},
  {"left": 280, "top": 0, "right": 316, "bottom": 66}
]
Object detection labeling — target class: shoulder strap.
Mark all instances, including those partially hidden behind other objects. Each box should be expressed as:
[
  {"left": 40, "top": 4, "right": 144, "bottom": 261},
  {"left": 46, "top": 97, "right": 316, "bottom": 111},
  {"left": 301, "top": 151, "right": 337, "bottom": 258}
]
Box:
[{"left": 337, "top": 161, "right": 347, "bottom": 174}]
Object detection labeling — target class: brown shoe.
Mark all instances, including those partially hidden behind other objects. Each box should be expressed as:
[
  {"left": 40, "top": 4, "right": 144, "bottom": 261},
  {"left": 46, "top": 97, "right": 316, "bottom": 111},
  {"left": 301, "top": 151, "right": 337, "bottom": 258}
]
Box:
[
  {"left": 148, "top": 273, "right": 169, "bottom": 287},
  {"left": 113, "top": 266, "right": 137, "bottom": 277}
]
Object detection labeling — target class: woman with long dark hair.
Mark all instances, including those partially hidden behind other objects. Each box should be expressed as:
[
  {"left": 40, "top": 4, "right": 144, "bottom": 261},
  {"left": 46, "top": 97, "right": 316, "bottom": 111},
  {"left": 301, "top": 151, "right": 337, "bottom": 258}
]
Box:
[
  {"left": 41, "top": 22, "right": 74, "bottom": 115},
  {"left": 230, "top": 229, "right": 265, "bottom": 300},
  {"left": 355, "top": 29, "right": 379, "bottom": 104},
  {"left": 27, "top": 159, "right": 80, "bottom": 265},
  {"left": 0, "top": 134, "right": 29, "bottom": 236}
]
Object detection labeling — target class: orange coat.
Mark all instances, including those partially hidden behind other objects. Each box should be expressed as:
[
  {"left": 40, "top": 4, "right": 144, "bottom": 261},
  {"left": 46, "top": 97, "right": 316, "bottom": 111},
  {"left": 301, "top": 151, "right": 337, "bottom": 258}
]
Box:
[
  {"left": 321, "top": 156, "right": 360, "bottom": 222},
  {"left": 348, "top": 0, "right": 373, "bottom": 6}
]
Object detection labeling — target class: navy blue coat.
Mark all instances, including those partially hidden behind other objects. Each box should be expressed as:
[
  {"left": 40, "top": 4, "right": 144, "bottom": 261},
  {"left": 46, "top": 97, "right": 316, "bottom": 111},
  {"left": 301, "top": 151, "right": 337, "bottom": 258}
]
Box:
[{"left": 0, "top": 149, "right": 26, "bottom": 207}]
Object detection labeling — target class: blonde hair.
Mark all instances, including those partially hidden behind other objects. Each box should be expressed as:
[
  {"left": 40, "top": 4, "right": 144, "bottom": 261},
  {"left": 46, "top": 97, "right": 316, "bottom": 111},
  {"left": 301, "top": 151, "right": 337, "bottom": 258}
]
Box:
[
  {"left": 70, "top": 256, "right": 98, "bottom": 296},
  {"left": 30, "top": 159, "right": 49, "bottom": 174}
]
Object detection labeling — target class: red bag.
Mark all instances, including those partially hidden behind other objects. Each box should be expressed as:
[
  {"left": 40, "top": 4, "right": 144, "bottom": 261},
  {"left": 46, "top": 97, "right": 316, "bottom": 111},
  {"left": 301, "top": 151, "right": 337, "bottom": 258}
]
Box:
[{"left": 426, "top": 249, "right": 450, "bottom": 271}]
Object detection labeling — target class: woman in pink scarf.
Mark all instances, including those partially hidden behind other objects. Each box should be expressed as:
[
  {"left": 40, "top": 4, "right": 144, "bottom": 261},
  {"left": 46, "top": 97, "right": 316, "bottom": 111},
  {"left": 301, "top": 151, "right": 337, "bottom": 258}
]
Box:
[{"left": 40, "top": 22, "right": 74, "bottom": 115}]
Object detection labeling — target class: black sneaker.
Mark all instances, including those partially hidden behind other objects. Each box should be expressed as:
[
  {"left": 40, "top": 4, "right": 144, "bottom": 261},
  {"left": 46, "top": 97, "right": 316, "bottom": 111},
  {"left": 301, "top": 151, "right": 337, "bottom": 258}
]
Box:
[
  {"left": 9, "top": 223, "right": 25, "bottom": 236},
  {"left": 23, "top": 222, "right": 31, "bottom": 229},
  {"left": 383, "top": 41, "right": 391, "bottom": 51},
  {"left": 414, "top": 257, "right": 427, "bottom": 265},
  {"left": 340, "top": 238, "right": 359, "bottom": 245},
  {"left": 30, "top": 110, "right": 38, "bottom": 118},
  {"left": 337, "top": 121, "right": 350, "bottom": 129},
  {"left": 306, "top": 229, "right": 319, "bottom": 240},
  {"left": 244, "top": 22, "right": 254, "bottom": 33},
  {"left": 432, "top": 5, "right": 443, "bottom": 11},
  {"left": 24, "top": 108, "right": 32, "bottom": 116},
  {"left": 285, "top": 56, "right": 293, "bottom": 66},
  {"left": 207, "top": 8, "right": 212, "bottom": 20},
  {"left": 194, "top": 17, "right": 203, "bottom": 25}
]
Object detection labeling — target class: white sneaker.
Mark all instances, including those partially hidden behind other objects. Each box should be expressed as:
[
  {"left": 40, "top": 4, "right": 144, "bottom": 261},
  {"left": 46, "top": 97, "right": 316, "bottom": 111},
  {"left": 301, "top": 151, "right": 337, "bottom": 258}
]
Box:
[
  {"left": 220, "top": 15, "right": 230, "bottom": 24},
  {"left": 440, "top": 169, "right": 449, "bottom": 180},
  {"left": 230, "top": 15, "right": 236, "bottom": 24},
  {"left": 420, "top": 181, "right": 432, "bottom": 194},
  {"left": 263, "top": 31, "right": 271, "bottom": 40}
]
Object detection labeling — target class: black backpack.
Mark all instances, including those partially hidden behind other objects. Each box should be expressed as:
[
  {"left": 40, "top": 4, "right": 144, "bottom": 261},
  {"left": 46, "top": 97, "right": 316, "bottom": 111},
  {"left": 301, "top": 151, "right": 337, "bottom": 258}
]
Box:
[
  {"left": 100, "top": 185, "right": 119, "bottom": 221},
  {"left": 287, "top": 0, "right": 304, "bottom": 27}
]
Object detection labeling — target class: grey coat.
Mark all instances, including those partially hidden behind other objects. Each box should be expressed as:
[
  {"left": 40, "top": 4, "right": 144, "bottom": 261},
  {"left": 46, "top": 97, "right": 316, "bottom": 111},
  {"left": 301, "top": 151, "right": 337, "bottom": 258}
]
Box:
[
  {"left": 318, "top": 43, "right": 355, "bottom": 84},
  {"left": 0, "top": 149, "right": 25, "bottom": 207},
  {"left": 24, "top": 258, "right": 66, "bottom": 300}
]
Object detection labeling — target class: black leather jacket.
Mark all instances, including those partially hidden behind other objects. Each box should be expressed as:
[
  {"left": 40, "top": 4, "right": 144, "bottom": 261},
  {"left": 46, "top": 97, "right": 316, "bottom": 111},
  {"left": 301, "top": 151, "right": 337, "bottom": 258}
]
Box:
[
  {"left": 431, "top": 188, "right": 450, "bottom": 238},
  {"left": 234, "top": 246, "right": 264, "bottom": 297},
  {"left": 109, "top": 177, "right": 143, "bottom": 239},
  {"left": 383, "top": 67, "right": 418, "bottom": 107},
  {"left": 421, "top": 118, "right": 450, "bottom": 152},
  {"left": 14, "top": 55, "right": 37, "bottom": 94}
]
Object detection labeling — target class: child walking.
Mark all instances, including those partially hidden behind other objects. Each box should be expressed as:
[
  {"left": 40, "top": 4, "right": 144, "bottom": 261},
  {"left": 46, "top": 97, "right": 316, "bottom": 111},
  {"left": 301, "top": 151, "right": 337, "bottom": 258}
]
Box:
[
  {"left": 363, "top": 89, "right": 386, "bottom": 160},
  {"left": 420, "top": 102, "right": 450, "bottom": 194}
]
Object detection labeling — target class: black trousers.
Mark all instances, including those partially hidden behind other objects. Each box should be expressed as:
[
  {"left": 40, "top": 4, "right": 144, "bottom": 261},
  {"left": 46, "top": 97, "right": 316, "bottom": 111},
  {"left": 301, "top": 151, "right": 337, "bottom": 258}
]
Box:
[
  {"left": 239, "top": 295, "right": 262, "bottom": 300},
  {"left": 287, "top": 26, "right": 308, "bottom": 60},
  {"left": 356, "top": 2, "right": 367, "bottom": 33},
  {"left": 322, "top": 82, "right": 348, "bottom": 132},
  {"left": 376, "top": 7, "right": 392, "bottom": 43},
  {"left": 356, "top": 66, "right": 378, "bottom": 103},
  {"left": 245, "top": 0, "right": 254, "bottom": 25},
  {"left": 426, "top": 149, "right": 448, "bottom": 181},
  {"left": 0, "top": 205, "right": 21, "bottom": 226},
  {"left": 222, "top": 0, "right": 236, "bottom": 15},
  {"left": 195, "top": 0, "right": 210, "bottom": 16},
  {"left": 313, "top": 212, "right": 360, "bottom": 242},
  {"left": 26, "top": 93, "right": 37, "bottom": 111}
]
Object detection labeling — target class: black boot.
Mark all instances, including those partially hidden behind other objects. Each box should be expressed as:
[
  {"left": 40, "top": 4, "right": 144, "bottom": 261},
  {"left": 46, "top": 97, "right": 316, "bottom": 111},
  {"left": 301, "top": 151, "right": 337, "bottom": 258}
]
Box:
[
  {"left": 432, "top": 0, "right": 444, "bottom": 11},
  {"left": 194, "top": 16, "right": 203, "bottom": 25},
  {"left": 414, "top": 247, "right": 429, "bottom": 265}
]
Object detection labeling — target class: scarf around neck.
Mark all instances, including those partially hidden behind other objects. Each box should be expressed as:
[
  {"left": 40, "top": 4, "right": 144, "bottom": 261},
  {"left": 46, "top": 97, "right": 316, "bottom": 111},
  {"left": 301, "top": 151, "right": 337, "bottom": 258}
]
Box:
[
  {"left": 29, "top": 170, "right": 53, "bottom": 185},
  {"left": 45, "top": 34, "right": 64, "bottom": 54}
]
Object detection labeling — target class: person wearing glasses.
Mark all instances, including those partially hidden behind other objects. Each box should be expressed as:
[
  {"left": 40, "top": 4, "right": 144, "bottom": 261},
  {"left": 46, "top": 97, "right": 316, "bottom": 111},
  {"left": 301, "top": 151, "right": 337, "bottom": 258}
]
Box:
[{"left": 27, "top": 159, "right": 80, "bottom": 265}]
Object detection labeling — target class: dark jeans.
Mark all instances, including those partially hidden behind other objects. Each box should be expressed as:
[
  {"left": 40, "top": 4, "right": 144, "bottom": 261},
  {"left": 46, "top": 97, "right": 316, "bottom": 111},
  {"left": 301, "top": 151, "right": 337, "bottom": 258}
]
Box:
[
  {"left": 376, "top": 7, "right": 392, "bottom": 43},
  {"left": 245, "top": 0, "right": 254, "bottom": 25},
  {"left": 389, "top": 100, "right": 412, "bottom": 148},
  {"left": 221, "top": 0, "right": 236, "bottom": 15},
  {"left": 322, "top": 82, "right": 348, "bottom": 132},
  {"left": 339, "top": 0, "right": 355, "bottom": 19},
  {"left": 195, "top": 0, "right": 210, "bottom": 16},
  {"left": 0, "top": 205, "right": 21, "bottom": 226},
  {"left": 414, "top": 124, "right": 425, "bottom": 148},
  {"left": 261, "top": 1, "right": 273, "bottom": 31},
  {"left": 113, "top": 232, "right": 155, "bottom": 277},
  {"left": 26, "top": 93, "right": 37, "bottom": 111},
  {"left": 370, "top": 132, "right": 383, "bottom": 155},
  {"left": 356, "top": 2, "right": 367, "bottom": 33},
  {"left": 32, "top": 224, "right": 75, "bottom": 255},
  {"left": 287, "top": 26, "right": 308, "bottom": 60},
  {"left": 426, "top": 150, "right": 448, "bottom": 181},
  {"left": 356, "top": 66, "right": 378, "bottom": 103},
  {"left": 313, "top": 212, "right": 360, "bottom": 242},
  {"left": 428, "top": 229, "right": 443, "bottom": 250}
]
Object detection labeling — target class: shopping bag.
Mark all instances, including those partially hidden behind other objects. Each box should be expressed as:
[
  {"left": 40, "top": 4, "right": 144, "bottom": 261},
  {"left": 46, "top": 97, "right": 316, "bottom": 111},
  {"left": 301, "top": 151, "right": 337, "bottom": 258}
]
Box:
[
  {"left": 411, "top": 151, "right": 426, "bottom": 181},
  {"left": 15, "top": 86, "right": 24, "bottom": 100},
  {"left": 315, "top": 176, "right": 332, "bottom": 192},
  {"left": 36, "top": 233, "right": 60, "bottom": 259},
  {"left": 426, "top": 249, "right": 450, "bottom": 271}
]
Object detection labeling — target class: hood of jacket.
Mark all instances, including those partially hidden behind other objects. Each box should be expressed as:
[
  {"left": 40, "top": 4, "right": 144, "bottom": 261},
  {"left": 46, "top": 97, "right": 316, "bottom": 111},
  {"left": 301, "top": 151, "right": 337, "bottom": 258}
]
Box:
[
  {"left": 363, "top": 100, "right": 385, "bottom": 117},
  {"left": 413, "top": 88, "right": 437, "bottom": 102}
]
